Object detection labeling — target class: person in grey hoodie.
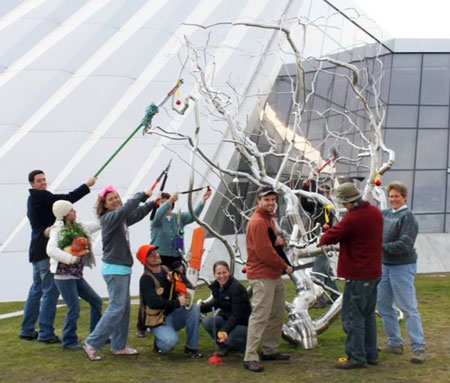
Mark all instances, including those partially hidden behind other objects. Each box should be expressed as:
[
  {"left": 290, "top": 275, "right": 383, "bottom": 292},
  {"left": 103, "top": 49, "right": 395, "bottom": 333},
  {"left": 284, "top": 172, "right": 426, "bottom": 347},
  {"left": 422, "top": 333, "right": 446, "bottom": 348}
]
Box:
[{"left": 82, "top": 185, "right": 157, "bottom": 361}]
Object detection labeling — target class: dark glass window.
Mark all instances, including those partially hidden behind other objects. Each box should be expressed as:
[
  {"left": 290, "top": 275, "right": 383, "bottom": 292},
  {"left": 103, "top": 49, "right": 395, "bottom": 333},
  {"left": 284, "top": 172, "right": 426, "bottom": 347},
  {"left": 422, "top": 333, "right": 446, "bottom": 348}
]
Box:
[
  {"left": 386, "top": 105, "right": 418, "bottom": 128},
  {"left": 413, "top": 170, "right": 446, "bottom": 212},
  {"left": 419, "top": 106, "right": 449, "bottom": 128},
  {"left": 389, "top": 54, "right": 421, "bottom": 104},
  {"left": 384, "top": 129, "right": 416, "bottom": 169},
  {"left": 421, "top": 54, "right": 450, "bottom": 105},
  {"left": 416, "top": 129, "right": 448, "bottom": 169}
]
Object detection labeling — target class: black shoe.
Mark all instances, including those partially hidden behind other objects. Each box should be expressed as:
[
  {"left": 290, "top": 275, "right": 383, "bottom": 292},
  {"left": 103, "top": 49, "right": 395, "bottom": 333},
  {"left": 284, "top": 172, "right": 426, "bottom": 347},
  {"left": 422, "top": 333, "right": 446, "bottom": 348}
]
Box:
[
  {"left": 260, "top": 352, "right": 291, "bottom": 361},
  {"left": 184, "top": 346, "right": 203, "bottom": 358},
  {"left": 244, "top": 361, "right": 264, "bottom": 372},
  {"left": 216, "top": 346, "right": 230, "bottom": 357},
  {"left": 367, "top": 359, "right": 378, "bottom": 366},
  {"left": 38, "top": 335, "right": 61, "bottom": 344},
  {"left": 153, "top": 340, "right": 162, "bottom": 354},
  {"left": 63, "top": 343, "right": 82, "bottom": 351},
  {"left": 137, "top": 329, "right": 146, "bottom": 338},
  {"left": 19, "top": 331, "right": 38, "bottom": 341},
  {"left": 335, "top": 359, "right": 366, "bottom": 369}
]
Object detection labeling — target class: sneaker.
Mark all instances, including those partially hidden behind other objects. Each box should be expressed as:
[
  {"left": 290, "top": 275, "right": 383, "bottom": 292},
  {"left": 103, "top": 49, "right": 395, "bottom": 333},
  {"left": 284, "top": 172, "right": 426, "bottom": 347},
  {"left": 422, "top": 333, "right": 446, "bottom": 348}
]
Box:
[
  {"left": 260, "top": 352, "right": 291, "bottom": 361},
  {"left": 184, "top": 346, "right": 203, "bottom": 358},
  {"left": 244, "top": 361, "right": 264, "bottom": 372},
  {"left": 380, "top": 344, "right": 404, "bottom": 354},
  {"left": 82, "top": 341, "right": 101, "bottom": 361},
  {"left": 411, "top": 349, "right": 426, "bottom": 364},
  {"left": 113, "top": 347, "right": 138, "bottom": 356},
  {"left": 19, "top": 331, "right": 38, "bottom": 341},
  {"left": 38, "top": 335, "right": 61, "bottom": 344}
]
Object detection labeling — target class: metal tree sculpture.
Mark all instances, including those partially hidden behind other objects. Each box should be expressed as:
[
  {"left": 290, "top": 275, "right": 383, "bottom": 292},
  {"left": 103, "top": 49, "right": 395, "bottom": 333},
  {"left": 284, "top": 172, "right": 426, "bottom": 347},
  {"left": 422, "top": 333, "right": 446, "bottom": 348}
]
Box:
[{"left": 145, "top": 12, "right": 394, "bottom": 349}]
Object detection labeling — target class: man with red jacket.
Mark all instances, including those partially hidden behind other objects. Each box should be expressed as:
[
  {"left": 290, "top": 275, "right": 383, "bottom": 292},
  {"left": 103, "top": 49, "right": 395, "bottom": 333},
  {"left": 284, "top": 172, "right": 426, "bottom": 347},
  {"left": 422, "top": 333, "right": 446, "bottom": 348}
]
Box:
[
  {"left": 319, "top": 182, "right": 383, "bottom": 369},
  {"left": 243, "top": 186, "right": 293, "bottom": 373}
]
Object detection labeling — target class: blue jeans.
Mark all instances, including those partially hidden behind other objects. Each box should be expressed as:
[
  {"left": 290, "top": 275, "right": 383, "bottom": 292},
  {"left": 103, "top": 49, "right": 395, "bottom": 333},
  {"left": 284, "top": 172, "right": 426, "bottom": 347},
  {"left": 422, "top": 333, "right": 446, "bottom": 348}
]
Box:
[
  {"left": 85, "top": 274, "right": 130, "bottom": 351},
  {"left": 151, "top": 304, "right": 200, "bottom": 353},
  {"left": 341, "top": 278, "right": 379, "bottom": 366},
  {"left": 377, "top": 263, "right": 425, "bottom": 351},
  {"left": 55, "top": 278, "right": 103, "bottom": 348},
  {"left": 202, "top": 316, "right": 247, "bottom": 353},
  {"left": 19, "top": 258, "right": 59, "bottom": 340}
]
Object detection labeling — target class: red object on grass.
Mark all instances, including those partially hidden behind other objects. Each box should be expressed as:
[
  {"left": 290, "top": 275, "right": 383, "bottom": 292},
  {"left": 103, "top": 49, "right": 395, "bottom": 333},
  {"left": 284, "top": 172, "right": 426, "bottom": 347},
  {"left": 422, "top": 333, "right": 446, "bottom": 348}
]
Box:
[{"left": 208, "top": 352, "right": 223, "bottom": 365}]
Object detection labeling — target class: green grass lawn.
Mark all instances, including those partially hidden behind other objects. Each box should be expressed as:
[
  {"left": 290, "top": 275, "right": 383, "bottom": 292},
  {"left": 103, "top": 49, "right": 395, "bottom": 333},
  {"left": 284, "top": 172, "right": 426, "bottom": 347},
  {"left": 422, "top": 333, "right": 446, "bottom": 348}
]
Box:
[{"left": 1, "top": 274, "right": 449, "bottom": 383}]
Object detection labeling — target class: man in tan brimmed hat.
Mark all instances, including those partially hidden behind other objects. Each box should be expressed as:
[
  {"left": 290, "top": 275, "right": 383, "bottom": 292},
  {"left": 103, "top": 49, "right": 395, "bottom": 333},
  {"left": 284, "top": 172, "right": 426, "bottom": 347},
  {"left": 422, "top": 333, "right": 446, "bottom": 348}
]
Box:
[{"left": 319, "top": 182, "right": 383, "bottom": 370}]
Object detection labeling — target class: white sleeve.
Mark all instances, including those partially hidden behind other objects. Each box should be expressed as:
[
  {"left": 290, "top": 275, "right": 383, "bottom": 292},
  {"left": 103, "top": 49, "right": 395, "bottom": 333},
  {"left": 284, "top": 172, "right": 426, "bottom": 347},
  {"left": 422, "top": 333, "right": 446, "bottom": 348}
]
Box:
[{"left": 46, "top": 221, "right": 79, "bottom": 265}]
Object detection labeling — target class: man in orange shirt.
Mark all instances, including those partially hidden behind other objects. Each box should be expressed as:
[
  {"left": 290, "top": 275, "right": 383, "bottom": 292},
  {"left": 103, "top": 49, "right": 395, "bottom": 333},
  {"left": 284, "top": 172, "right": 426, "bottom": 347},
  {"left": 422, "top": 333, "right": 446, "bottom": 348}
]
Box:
[{"left": 243, "top": 186, "right": 293, "bottom": 373}]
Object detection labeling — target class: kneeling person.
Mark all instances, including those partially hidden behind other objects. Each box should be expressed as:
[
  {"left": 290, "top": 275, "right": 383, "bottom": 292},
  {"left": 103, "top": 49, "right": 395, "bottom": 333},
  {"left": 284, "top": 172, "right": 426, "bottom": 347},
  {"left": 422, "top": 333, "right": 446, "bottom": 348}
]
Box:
[
  {"left": 137, "top": 244, "right": 202, "bottom": 358},
  {"left": 201, "top": 261, "right": 251, "bottom": 356}
]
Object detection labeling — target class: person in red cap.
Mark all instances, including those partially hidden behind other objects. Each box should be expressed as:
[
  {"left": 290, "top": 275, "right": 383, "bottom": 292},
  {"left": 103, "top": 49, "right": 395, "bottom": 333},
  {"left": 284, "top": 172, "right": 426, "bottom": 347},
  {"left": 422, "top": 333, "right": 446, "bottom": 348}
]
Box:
[{"left": 136, "top": 244, "right": 202, "bottom": 358}]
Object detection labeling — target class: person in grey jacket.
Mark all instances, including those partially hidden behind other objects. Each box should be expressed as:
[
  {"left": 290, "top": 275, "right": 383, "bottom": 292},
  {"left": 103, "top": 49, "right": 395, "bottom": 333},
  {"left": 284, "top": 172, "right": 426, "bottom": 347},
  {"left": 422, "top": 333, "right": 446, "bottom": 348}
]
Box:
[{"left": 82, "top": 185, "right": 157, "bottom": 361}]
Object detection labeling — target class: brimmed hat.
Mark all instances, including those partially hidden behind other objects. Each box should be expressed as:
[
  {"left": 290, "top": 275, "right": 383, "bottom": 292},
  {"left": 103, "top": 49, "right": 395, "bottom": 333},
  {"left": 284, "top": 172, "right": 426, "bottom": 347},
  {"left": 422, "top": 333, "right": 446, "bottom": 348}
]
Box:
[
  {"left": 257, "top": 185, "right": 278, "bottom": 198},
  {"left": 52, "top": 200, "right": 73, "bottom": 220},
  {"left": 334, "top": 182, "right": 362, "bottom": 203},
  {"left": 136, "top": 244, "right": 159, "bottom": 266}
]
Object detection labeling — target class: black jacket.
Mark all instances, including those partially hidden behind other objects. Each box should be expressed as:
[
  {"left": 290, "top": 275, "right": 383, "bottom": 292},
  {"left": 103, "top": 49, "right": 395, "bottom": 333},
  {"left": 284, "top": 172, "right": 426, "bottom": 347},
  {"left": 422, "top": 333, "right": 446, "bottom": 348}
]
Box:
[
  {"left": 27, "top": 184, "right": 90, "bottom": 263},
  {"left": 201, "top": 277, "right": 251, "bottom": 334}
]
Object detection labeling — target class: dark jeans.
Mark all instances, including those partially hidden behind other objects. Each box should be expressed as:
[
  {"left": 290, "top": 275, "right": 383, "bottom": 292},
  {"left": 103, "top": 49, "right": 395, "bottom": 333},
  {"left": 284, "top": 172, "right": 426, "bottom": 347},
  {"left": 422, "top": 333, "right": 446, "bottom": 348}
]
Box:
[
  {"left": 341, "top": 278, "right": 380, "bottom": 366},
  {"left": 19, "top": 258, "right": 59, "bottom": 340},
  {"left": 202, "top": 316, "right": 247, "bottom": 353}
]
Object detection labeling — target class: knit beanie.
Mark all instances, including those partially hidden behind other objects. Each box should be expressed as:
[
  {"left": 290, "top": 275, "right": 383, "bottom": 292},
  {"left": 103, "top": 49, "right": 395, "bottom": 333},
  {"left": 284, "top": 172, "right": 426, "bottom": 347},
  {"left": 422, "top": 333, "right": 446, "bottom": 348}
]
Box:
[{"left": 52, "top": 200, "right": 73, "bottom": 220}]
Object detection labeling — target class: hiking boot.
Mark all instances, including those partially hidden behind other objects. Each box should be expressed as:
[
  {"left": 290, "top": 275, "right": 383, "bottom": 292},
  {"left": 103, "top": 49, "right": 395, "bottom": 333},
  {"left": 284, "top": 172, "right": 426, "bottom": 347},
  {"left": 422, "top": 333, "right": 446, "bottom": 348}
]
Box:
[
  {"left": 184, "top": 347, "right": 203, "bottom": 358},
  {"left": 260, "top": 352, "right": 291, "bottom": 361},
  {"left": 244, "top": 361, "right": 264, "bottom": 372},
  {"left": 380, "top": 344, "right": 403, "bottom": 354},
  {"left": 411, "top": 349, "right": 426, "bottom": 364}
]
